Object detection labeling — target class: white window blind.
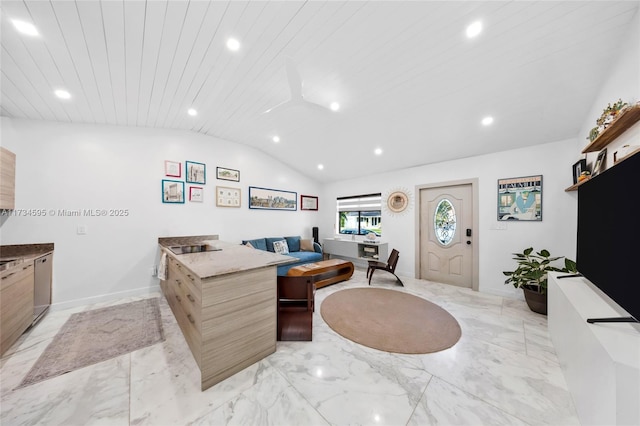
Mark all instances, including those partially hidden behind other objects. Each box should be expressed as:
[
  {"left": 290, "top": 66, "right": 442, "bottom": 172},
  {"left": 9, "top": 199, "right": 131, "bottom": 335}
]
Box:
[{"left": 337, "top": 193, "right": 381, "bottom": 212}]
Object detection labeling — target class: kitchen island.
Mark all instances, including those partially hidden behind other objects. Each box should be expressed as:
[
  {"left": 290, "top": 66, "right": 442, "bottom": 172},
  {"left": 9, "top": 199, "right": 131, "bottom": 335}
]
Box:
[{"left": 158, "top": 235, "right": 296, "bottom": 391}]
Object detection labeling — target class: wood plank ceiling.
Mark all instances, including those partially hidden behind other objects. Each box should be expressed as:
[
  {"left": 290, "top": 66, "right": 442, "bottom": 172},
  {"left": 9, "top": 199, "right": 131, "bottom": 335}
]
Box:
[{"left": 1, "top": 1, "right": 638, "bottom": 182}]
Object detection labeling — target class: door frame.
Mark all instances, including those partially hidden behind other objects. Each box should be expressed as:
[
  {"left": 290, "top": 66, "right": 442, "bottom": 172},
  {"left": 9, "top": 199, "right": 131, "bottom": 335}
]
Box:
[{"left": 414, "top": 178, "right": 479, "bottom": 291}]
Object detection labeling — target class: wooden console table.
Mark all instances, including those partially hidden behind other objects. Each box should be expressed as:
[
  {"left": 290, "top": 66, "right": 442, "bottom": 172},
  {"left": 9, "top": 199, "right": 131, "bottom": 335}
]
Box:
[{"left": 287, "top": 259, "right": 354, "bottom": 289}]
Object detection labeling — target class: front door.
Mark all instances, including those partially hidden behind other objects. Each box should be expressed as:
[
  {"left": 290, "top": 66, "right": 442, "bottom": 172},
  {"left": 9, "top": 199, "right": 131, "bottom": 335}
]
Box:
[{"left": 419, "top": 184, "right": 474, "bottom": 288}]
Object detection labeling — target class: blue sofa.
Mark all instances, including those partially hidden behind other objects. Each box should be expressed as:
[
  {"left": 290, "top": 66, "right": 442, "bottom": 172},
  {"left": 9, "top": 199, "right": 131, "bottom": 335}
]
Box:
[{"left": 242, "top": 236, "right": 323, "bottom": 275}]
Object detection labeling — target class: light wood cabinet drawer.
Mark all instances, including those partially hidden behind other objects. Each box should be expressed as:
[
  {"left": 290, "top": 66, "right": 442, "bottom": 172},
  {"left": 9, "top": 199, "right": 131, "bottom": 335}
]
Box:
[
  {"left": 162, "top": 255, "right": 202, "bottom": 366},
  {"left": 168, "top": 289, "right": 202, "bottom": 368},
  {"left": 171, "top": 268, "right": 201, "bottom": 304},
  {"left": 1, "top": 263, "right": 34, "bottom": 355},
  {"left": 1, "top": 262, "right": 34, "bottom": 291},
  {"left": 168, "top": 257, "right": 201, "bottom": 292},
  {"left": 171, "top": 278, "right": 201, "bottom": 333}
]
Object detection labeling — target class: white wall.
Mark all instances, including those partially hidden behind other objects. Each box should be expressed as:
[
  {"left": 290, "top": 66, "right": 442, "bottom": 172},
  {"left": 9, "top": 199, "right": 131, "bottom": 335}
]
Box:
[
  {"left": 0, "top": 117, "right": 321, "bottom": 307},
  {"left": 319, "top": 138, "right": 578, "bottom": 298}
]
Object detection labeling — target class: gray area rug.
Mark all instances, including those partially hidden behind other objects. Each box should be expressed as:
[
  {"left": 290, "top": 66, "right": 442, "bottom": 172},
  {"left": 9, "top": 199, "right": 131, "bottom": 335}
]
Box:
[{"left": 18, "top": 298, "right": 164, "bottom": 389}]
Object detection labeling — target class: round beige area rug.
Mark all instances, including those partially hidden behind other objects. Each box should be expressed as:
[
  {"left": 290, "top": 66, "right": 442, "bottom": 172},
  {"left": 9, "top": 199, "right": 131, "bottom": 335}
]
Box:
[{"left": 321, "top": 288, "right": 461, "bottom": 354}]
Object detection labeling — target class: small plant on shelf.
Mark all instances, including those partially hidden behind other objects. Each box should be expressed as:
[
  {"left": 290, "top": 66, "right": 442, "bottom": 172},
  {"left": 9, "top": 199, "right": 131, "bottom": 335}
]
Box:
[{"left": 587, "top": 98, "right": 630, "bottom": 142}]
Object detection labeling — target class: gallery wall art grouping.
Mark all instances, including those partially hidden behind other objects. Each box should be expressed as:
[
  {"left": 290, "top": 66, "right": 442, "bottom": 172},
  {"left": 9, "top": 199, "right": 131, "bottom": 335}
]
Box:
[{"left": 160, "top": 161, "right": 317, "bottom": 211}]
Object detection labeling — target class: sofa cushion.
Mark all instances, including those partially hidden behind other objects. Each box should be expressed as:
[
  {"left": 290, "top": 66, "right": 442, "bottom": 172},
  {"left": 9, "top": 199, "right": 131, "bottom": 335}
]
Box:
[
  {"left": 289, "top": 251, "right": 322, "bottom": 263},
  {"left": 242, "top": 238, "right": 267, "bottom": 251},
  {"left": 300, "top": 239, "right": 315, "bottom": 252},
  {"left": 284, "top": 236, "right": 301, "bottom": 252},
  {"left": 273, "top": 240, "right": 289, "bottom": 254},
  {"left": 265, "top": 237, "right": 286, "bottom": 252},
  {"left": 276, "top": 251, "right": 324, "bottom": 275}
]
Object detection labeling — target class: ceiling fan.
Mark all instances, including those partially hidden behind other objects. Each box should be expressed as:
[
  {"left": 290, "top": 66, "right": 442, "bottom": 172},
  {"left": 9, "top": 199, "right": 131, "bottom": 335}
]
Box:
[{"left": 262, "top": 58, "right": 332, "bottom": 115}]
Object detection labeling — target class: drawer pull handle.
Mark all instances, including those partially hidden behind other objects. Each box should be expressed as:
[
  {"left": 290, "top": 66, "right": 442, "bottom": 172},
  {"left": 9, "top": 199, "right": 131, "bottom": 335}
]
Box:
[
  {"left": 187, "top": 314, "right": 195, "bottom": 324},
  {"left": 187, "top": 294, "right": 195, "bottom": 302},
  {"left": 2, "top": 273, "right": 15, "bottom": 279},
  {"left": 23, "top": 264, "right": 33, "bottom": 270},
  {"left": 176, "top": 279, "right": 182, "bottom": 286},
  {"left": 175, "top": 295, "right": 182, "bottom": 302}
]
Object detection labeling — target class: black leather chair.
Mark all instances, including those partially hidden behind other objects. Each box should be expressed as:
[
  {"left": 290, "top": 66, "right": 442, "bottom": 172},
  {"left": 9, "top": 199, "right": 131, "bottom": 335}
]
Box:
[
  {"left": 367, "top": 249, "right": 403, "bottom": 286},
  {"left": 276, "top": 275, "right": 315, "bottom": 341}
]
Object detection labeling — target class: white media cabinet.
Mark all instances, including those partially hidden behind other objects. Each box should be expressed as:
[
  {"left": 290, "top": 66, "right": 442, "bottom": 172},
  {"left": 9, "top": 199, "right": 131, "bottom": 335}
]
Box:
[
  {"left": 548, "top": 272, "right": 640, "bottom": 426},
  {"left": 322, "top": 238, "right": 388, "bottom": 266}
]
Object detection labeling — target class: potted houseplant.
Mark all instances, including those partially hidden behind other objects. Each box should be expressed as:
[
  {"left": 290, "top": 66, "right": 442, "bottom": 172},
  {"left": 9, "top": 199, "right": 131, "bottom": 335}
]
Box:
[{"left": 503, "top": 247, "right": 577, "bottom": 315}]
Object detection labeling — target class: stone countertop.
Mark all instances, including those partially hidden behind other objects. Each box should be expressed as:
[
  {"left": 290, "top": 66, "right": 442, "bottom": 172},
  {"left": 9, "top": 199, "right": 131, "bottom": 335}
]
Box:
[
  {"left": 0, "top": 243, "right": 54, "bottom": 272},
  {"left": 159, "top": 240, "right": 297, "bottom": 280}
]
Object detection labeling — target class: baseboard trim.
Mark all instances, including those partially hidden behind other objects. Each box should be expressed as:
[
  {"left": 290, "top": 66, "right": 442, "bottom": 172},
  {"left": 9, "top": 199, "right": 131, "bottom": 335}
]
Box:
[{"left": 50, "top": 285, "right": 161, "bottom": 312}]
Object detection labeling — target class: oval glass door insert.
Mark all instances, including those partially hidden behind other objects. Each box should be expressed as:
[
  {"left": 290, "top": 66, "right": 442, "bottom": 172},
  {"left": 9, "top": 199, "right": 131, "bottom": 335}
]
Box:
[{"left": 434, "top": 199, "right": 456, "bottom": 245}]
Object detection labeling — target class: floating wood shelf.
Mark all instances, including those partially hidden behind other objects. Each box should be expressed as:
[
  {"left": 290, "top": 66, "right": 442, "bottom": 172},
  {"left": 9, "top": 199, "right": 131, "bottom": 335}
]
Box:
[
  {"left": 565, "top": 179, "right": 591, "bottom": 192},
  {"left": 582, "top": 104, "right": 640, "bottom": 153}
]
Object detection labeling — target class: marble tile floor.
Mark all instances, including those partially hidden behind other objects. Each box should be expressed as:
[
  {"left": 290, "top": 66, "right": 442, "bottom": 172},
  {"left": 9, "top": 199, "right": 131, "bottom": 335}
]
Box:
[{"left": 0, "top": 269, "right": 580, "bottom": 426}]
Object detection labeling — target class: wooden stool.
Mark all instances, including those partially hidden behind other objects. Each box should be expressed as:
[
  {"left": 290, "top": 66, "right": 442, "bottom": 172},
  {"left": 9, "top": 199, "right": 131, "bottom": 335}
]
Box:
[{"left": 277, "top": 275, "right": 315, "bottom": 341}]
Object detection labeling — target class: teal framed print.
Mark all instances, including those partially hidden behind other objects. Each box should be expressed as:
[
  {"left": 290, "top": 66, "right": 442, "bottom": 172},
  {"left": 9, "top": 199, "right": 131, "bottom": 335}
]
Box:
[
  {"left": 162, "top": 179, "right": 185, "bottom": 204},
  {"left": 186, "top": 161, "right": 206, "bottom": 184}
]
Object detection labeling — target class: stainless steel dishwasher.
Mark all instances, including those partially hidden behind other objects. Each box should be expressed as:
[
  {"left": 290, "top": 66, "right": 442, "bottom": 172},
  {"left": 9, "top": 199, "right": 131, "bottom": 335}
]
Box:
[{"left": 34, "top": 253, "right": 52, "bottom": 324}]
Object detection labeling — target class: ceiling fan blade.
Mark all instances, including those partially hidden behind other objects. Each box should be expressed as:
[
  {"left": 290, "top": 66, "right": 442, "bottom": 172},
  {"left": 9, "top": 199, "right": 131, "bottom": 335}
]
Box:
[
  {"left": 261, "top": 99, "right": 298, "bottom": 115},
  {"left": 301, "top": 100, "right": 331, "bottom": 112},
  {"left": 264, "top": 57, "right": 330, "bottom": 115},
  {"left": 285, "top": 57, "right": 303, "bottom": 102}
]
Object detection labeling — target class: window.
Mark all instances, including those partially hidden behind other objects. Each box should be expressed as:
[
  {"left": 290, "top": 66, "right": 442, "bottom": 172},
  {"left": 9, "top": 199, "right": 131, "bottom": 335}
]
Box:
[
  {"left": 337, "top": 193, "right": 382, "bottom": 236},
  {"left": 434, "top": 198, "right": 456, "bottom": 245}
]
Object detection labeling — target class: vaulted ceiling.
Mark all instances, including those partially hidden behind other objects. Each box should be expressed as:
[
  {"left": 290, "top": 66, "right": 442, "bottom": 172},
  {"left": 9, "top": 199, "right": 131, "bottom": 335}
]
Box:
[{"left": 1, "top": 1, "right": 638, "bottom": 182}]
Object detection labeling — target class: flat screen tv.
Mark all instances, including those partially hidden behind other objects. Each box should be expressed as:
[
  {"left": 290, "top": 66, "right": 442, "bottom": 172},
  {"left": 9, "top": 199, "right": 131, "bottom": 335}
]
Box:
[{"left": 577, "top": 151, "right": 640, "bottom": 323}]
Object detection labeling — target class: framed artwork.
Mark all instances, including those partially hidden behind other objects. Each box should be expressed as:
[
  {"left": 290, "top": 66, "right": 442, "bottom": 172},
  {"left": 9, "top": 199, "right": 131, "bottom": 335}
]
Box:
[
  {"left": 300, "top": 195, "right": 318, "bottom": 211},
  {"left": 162, "top": 179, "right": 185, "bottom": 204},
  {"left": 572, "top": 159, "right": 587, "bottom": 184},
  {"left": 164, "top": 160, "right": 181, "bottom": 177},
  {"left": 216, "top": 186, "right": 241, "bottom": 207},
  {"left": 591, "top": 148, "right": 607, "bottom": 177},
  {"left": 216, "top": 167, "right": 240, "bottom": 182},
  {"left": 497, "top": 175, "right": 542, "bottom": 221},
  {"left": 189, "top": 186, "right": 203, "bottom": 202},
  {"left": 186, "top": 161, "right": 206, "bottom": 184},
  {"left": 249, "top": 186, "right": 297, "bottom": 211}
]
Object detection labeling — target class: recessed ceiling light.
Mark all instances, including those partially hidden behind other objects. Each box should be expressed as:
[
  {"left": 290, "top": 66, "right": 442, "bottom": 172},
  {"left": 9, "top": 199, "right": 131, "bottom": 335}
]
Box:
[
  {"left": 226, "top": 38, "right": 241, "bottom": 51},
  {"left": 272, "top": 136, "right": 280, "bottom": 143},
  {"left": 317, "top": 164, "right": 324, "bottom": 170},
  {"left": 481, "top": 116, "right": 494, "bottom": 126},
  {"left": 12, "top": 19, "right": 39, "bottom": 37},
  {"left": 330, "top": 102, "right": 340, "bottom": 112},
  {"left": 374, "top": 148, "right": 383, "bottom": 155},
  {"left": 54, "top": 89, "right": 71, "bottom": 99},
  {"left": 187, "top": 108, "right": 198, "bottom": 116},
  {"left": 466, "top": 21, "right": 482, "bottom": 38}
]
